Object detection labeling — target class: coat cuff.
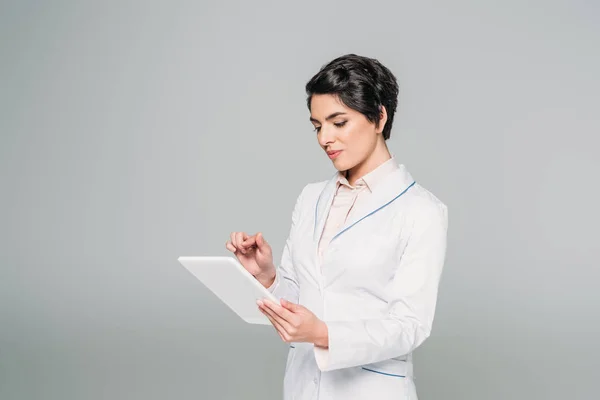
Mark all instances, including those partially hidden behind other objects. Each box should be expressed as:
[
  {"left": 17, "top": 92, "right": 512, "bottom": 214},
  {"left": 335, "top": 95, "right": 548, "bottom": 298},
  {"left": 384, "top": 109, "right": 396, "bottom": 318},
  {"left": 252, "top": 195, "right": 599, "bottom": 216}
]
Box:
[
  {"left": 314, "top": 344, "right": 330, "bottom": 370},
  {"left": 265, "top": 272, "right": 279, "bottom": 293},
  {"left": 313, "top": 321, "right": 361, "bottom": 371},
  {"left": 312, "top": 320, "right": 380, "bottom": 371}
]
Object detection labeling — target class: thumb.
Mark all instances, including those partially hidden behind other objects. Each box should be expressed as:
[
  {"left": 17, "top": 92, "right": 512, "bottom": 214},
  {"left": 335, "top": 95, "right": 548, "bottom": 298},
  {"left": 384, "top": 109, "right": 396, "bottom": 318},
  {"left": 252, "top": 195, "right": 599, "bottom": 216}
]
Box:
[{"left": 257, "top": 232, "right": 268, "bottom": 249}]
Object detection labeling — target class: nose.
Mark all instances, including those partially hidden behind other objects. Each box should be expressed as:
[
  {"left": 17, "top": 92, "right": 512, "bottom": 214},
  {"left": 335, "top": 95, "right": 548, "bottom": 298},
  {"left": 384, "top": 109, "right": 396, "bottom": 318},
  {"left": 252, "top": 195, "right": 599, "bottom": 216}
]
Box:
[{"left": 317, "top": 125, "right": 335, "bottom": 147}]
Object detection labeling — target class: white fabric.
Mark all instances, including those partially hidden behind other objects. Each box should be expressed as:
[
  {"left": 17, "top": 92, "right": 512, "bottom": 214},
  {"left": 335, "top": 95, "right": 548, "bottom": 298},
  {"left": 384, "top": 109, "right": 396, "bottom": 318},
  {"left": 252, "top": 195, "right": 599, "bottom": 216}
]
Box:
[
  {"left": 267, "top": 160, "right": 448, "bottom": 400},
  {"left": 317, "top": 157, "right": 399, "bottom": 265}
]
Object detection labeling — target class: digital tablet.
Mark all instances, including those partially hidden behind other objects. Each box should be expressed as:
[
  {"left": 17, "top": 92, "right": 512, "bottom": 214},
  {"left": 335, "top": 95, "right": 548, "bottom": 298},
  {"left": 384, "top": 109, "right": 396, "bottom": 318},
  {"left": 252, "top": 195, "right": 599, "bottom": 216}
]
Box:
[{"left": 177, "top": 256, "right": 278, "bottom": 325}]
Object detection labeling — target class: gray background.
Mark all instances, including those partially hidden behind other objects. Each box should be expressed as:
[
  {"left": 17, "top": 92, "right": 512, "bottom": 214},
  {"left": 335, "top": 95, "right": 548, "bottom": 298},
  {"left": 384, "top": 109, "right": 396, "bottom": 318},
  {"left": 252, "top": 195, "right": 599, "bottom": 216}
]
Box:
[{"left": 1, "top": 1, "right": 599, "bottom": 399}]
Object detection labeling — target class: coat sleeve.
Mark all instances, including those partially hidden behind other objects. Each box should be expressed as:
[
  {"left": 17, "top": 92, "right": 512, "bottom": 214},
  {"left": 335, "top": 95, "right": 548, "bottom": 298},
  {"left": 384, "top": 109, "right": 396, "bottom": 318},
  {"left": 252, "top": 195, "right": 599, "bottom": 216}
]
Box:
[
  {"left": 265, "top": 185, "right": 306, "bottom": 304},
  {"left": 314, "top": 203, "right": 449, "bottom": 371}
]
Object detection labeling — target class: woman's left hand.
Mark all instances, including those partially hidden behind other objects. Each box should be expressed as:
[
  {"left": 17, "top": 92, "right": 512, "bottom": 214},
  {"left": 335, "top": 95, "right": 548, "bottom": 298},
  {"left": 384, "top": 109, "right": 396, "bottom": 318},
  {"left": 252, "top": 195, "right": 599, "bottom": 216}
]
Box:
[{"left": 258, "top": 298, "right": 329, "bottom": 348}]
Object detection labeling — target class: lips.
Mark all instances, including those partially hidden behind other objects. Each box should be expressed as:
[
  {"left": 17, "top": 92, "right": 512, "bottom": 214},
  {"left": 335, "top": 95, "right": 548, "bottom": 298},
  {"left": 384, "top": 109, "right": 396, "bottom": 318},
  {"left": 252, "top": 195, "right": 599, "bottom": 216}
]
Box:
[{"left": 327, "top": 150, "right": 342, "bottom": 159}]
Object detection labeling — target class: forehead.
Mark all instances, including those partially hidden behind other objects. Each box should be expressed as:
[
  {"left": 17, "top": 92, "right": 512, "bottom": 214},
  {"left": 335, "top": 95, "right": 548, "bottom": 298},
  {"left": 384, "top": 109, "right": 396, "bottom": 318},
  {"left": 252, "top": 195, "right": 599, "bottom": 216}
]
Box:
[{"left": 310, "top": 94, "right": 354, "bottom": 119}]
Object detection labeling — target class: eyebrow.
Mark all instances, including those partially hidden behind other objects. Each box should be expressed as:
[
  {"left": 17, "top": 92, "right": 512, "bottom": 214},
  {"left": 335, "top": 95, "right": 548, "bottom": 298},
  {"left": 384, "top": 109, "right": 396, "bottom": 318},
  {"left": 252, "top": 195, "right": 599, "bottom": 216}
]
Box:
[{"left": 309, "top": 112, "right": 347, "bottom": 124}]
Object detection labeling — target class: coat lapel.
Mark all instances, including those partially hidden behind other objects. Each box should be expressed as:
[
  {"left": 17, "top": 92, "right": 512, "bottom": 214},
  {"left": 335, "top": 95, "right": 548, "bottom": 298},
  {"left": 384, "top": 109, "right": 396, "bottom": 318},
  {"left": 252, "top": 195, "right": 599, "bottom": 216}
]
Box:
[
  {"left": 313, "top": 163, "right": 417, "bottom": 247},
  {"left": 313, "top": 172, "right": 339, "bottom": 244},
  {"left": 331, "top": 164, "right": 416, "bottom": 242}
]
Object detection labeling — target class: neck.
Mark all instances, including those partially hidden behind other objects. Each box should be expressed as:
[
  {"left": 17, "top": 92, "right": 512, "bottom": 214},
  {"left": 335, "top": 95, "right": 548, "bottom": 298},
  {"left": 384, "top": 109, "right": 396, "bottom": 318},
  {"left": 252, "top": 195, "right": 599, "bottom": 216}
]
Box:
[{"left": 346, "top": 142, "right": 392, "bottom": 186}]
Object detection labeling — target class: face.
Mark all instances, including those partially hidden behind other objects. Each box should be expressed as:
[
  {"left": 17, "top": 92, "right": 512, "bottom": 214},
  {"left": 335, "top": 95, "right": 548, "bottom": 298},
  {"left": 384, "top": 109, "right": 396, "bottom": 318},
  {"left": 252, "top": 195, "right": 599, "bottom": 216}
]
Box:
[{"left": 309, "top": 94, "right": 387, "bottom": 174}]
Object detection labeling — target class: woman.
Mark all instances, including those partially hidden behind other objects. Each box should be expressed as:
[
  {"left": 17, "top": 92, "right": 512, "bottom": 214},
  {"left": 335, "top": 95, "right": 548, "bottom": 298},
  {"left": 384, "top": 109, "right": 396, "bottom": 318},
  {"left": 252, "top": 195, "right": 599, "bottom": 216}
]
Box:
[{"left": 225, "top": 54, "right": 448, "bottom": 400}]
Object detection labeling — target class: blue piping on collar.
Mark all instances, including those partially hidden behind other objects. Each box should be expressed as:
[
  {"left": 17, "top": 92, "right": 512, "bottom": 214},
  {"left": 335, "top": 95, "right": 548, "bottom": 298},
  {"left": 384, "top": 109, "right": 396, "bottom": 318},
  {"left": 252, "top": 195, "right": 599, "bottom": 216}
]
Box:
[{"left": 314, "top": 180, "right": 416, "bottom": 240}]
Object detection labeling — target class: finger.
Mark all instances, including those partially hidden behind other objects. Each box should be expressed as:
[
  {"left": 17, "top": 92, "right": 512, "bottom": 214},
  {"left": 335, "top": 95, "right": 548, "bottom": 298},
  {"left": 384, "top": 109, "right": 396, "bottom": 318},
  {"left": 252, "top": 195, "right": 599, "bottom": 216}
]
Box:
[
  {"left": 259, "top": 304, "right": 288, "bottom": 340},
  {"left": 262, "top": 299, "right": 296, "bottom": 327},
  {"left": 230, "top": 232, "right": 239, "bottom": 252},
  {"left": 264, "top": 299, "right": 296, "bottom": 323},
  {"left": 235, "top": 232, "right": 246, "bottom": 253},
  {"left": 281, "top": 298, "right": 300, "bottom": 312},
  {"left": 242, "top": 235, "right": 257, "bottom": 248},
  {"left": 225, "top": 240, "right": 236, "bottom": 253},
  {"left": 261, "top": 302, "right": 291, "bottom": 334},
  {"left": 257, "top": 232, "right": 270, "bottom": 252},
  {"left": 256, "top": 232, "right": 265, "bottom": 248},
  {"left": 260, "top": 304, "right": 291, "bottom": 341},
  {"left": 241, "top": 232, "right": 251, "bottom": 249}
]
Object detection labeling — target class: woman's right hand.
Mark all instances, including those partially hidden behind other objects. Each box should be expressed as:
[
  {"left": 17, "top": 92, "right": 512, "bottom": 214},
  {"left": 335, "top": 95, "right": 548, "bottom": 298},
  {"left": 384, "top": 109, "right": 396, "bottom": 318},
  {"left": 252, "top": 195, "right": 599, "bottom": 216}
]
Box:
[{"left": 226, "top": 231, "right": 276, "bottom": 288}]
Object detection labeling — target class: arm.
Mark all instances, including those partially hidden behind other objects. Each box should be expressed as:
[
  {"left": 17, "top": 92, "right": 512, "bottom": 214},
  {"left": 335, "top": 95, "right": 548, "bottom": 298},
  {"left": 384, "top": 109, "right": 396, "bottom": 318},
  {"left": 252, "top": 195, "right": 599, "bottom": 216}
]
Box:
[
  {"left": 265, "top": 186, "right": 306, "bottom": 304},
  {"left": 313, "top": 204, "right": 449, "bottom": 371}
]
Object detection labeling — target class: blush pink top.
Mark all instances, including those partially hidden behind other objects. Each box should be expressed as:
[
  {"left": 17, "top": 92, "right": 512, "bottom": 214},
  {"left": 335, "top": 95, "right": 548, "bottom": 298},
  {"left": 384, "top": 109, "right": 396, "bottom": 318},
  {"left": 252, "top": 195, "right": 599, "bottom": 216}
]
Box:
[{"left": 317, "top": 157, "right": 399, "bottom": 264}]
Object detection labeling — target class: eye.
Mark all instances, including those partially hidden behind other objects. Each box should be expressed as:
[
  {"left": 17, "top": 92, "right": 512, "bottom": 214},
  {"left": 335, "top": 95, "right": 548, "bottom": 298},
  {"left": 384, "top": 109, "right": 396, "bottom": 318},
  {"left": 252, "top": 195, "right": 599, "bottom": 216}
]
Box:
[
  {"left": 334, "top": 121, "right": 347, "bottom": 128},
  {"left": 313, "top": 126, "right": 321, "bottom": 133}
]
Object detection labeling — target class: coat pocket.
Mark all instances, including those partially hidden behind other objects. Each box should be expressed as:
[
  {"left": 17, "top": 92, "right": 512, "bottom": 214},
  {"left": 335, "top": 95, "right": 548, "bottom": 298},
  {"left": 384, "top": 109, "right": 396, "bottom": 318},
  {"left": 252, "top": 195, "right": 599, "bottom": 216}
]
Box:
[
  {"left": 352, "top": 358, "right": 411, "bottom": 400},
  {"left": 361, "top": 357, "right": 408, "bottom": 378}
]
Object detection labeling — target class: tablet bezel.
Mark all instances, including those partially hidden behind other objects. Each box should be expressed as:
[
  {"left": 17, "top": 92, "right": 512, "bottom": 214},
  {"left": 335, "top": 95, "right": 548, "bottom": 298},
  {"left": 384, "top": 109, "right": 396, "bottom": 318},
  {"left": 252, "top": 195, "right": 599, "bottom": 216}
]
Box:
[{"left": 177, "top": 256, "right": 278, "bottom": 325}]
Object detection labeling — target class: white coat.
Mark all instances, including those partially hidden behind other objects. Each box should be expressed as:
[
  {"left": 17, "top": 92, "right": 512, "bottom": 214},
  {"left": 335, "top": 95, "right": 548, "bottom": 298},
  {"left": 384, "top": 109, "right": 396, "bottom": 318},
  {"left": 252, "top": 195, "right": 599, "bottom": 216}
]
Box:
[{"left": 267, "top": 162, "right": 449, "bottom": 400}]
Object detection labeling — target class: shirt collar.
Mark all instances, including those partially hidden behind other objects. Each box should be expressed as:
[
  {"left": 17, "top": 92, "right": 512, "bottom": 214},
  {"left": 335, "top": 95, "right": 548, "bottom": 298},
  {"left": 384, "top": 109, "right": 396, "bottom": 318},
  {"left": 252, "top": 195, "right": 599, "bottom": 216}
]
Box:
[{"left": 336, "top": 156, "right": 400, "bottom": 193}]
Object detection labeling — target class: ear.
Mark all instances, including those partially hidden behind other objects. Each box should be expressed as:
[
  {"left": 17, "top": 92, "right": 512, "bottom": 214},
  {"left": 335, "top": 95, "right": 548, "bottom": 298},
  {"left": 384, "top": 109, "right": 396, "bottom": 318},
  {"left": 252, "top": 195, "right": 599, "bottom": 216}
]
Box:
[{"left": 377, "top": 105, "right": 388, "bottom": 134}]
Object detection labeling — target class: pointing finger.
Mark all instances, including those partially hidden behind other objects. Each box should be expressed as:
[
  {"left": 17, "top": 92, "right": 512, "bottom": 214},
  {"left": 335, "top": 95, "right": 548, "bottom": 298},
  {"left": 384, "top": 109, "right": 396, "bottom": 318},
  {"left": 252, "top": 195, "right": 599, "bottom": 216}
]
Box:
[
  {"left": 229, "top": 232, "right": 238, "bottom": 252},
  {"left": 242, "top": 235, "right": 257, "bottom": 248},
  {"left": 235, "top": 232, "right": 246, "bottom": 254}
]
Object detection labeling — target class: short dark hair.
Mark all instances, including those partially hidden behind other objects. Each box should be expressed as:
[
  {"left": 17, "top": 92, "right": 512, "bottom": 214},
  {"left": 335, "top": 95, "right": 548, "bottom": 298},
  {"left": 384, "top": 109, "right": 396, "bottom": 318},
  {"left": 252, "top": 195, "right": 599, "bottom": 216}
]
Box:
[{"left": 305, "top": 54, "right": 399, "bottom": 140}]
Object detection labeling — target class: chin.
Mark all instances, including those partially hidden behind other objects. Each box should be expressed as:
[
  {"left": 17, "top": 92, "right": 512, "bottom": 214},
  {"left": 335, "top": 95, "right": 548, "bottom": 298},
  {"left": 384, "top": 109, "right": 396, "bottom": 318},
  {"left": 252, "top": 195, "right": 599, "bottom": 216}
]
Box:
[
  {"left": 331, "top": 158, "right": 343, "bottom": 169},
  {"left": 332, "top": 159, "right": 352, "bottom": 172},
  {"left": 330, "top": 151, "right": 359, "bottom": 170}
]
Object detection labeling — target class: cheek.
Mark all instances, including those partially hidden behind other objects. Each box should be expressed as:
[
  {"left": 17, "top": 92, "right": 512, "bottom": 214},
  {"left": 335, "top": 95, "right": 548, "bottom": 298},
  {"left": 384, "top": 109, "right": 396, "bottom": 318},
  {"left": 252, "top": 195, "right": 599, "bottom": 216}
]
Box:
[
  {"left": 344, "top": 125, "right": 374, "bottom": 153},
  {"left": 333, "top": 130, "right": 363, "bottom": 166},
  {"left": 339, "top": 125, "right": 362, "bottom": 146}
]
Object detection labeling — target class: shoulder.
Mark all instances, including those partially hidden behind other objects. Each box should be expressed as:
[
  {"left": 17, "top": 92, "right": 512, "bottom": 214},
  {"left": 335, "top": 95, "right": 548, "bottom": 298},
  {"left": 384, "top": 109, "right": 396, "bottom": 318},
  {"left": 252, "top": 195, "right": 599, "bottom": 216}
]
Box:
[
  {"left": 301, "top": 179, "right": 329, "bottom": 198},
  {"left": 286, "top": 178, "right": 331, "bottom": 215},
  {"left": 402, "top": 182, "right": 448, "bottom": 229},
  {"left": 294, "top": 175, "right": 331, "bottom": 202}
]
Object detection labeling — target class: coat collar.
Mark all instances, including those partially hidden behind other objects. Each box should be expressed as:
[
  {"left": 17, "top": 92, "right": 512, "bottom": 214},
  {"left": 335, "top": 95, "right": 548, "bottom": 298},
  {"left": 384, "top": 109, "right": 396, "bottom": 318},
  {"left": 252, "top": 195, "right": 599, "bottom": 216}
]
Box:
[
  {"left": 313, "top": 162, "right": 416, "bottom": 243},
  {"left": 336, "top": 156, "right": 399, "bottom": 193}
]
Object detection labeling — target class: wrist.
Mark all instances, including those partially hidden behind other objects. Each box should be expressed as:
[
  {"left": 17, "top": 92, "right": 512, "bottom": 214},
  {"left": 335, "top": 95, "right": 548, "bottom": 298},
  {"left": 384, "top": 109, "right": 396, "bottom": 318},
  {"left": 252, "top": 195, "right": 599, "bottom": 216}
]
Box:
[
  {"left": 256, "top": 269, "right": 276, "bottom": 288},
  {"left": 314, "top": 320, "right": 329, "bottom": 348}
]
